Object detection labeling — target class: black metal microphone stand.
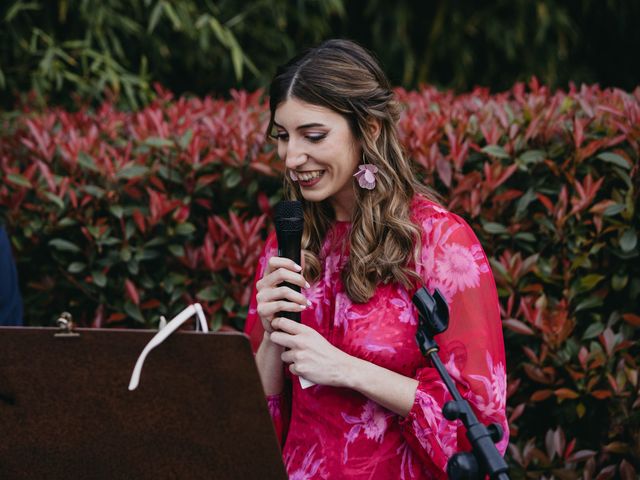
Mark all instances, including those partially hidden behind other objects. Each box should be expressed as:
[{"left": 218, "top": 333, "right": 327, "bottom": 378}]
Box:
[{"left": 412, "top": 287, "right": 510, "bottom": 480}]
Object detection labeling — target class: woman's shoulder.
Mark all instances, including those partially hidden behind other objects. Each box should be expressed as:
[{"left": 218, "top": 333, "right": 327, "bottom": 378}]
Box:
[
  {"left": 410, "top": 194, "right": 479, "bottom": 243},
  {"left": 410, "top": 194, "right": 458, "bottom": 224}
]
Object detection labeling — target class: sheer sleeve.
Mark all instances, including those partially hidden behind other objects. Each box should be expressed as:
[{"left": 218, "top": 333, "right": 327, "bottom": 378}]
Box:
[
  {"left": 243, "top": 230, "right": 290, "bottom": 444},
  {"left": 399, "top": 203, "right": 509, "bottom": 478}
]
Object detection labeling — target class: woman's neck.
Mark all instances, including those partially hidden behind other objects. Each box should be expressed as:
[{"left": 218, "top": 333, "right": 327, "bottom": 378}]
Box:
[{"left": 329, "top": 189, "right": 356, "bottom": 222}]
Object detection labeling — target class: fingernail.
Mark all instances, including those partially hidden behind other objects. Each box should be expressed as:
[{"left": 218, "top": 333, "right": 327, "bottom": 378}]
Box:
[
  {"left": 307, "top": 300, "right": 312, "bottom": 307},
  {"left": 294, "top": 264, "right": 302, "bottom": 271},
  {"left": 305, "top": 281, "right": 310, "bottom": 289}
]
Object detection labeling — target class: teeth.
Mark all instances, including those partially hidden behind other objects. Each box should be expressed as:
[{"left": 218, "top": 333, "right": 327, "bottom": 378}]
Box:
[{"left": 297, "top": 171, "right": 324, "bottom": 181}]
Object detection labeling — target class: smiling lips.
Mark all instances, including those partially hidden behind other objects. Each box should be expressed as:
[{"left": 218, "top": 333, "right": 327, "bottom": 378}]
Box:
[{"left": 291, "top": 170, "right": 325, "bottom": 185}]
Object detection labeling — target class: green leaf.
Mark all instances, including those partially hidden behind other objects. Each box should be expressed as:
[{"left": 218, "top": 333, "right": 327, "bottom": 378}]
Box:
[
  {"left": 116, "top": 164, "right": 149, "bottom": 180},
  {"left": 483, "top": 222, "right": 508, "bottom": 234},
  {"left": 579, "top": 274, "right": 605, "bottom": 290},
  {"left": 196, "top": 285, "right": 223, "bottom": 302},
  {"left": 109, "top": 205, "right": 124, "bottom": 219},
  {"left": 178, "top": 129, "right": 193, "bottom": 150},
  {"left": 175, "top": 222, "right": 196, "bottom": 236},
  {"left": 597, "top": 152, "right": 630, "bottom": 170},
  {"left": 83, "top": 185, "right": 105, "bottom": 198},
  {"left": 92, "top": 270, "right": 107, "bottom": 287},
  {"left": 162, "top": 2, "right": 182, "bottom": 30},
  {"left": 514, "top": 232, "right": 536, "bottom": 242},
  {"left": 5, "top": 1, "right": 41, "bottom": 22},
  {"left": 144, "top": 237, "right": 166, "bottom": 248},
  {"left": 489, "top": 258, "right": 510, "bottom": 284},
  {"left": 223, "top": 168, "right": 242, "bottom": 188},
  {"left": 120, "top": 248, "right": 132, "bottom": 262},
  {"left": 7, "top": 173, "right": 32, "bottom": 188},
  {"left": 582, "top": 322, "right": 605, "bottom": 340},
  {"left": 57, "top": 218, "right": 77, "bottom": 228},
  {"left": 612, "top": 274, "right": 628, "bottom": 291},
  {"left": 574, "top": 296, "right": 603, "bottom": 312},
  {"left": 135, "top": 249, "right": 160, "bottom": 261},
  {"left": 518, "top": 150, "right": 545, "bottom": 164},
  {"left": 78, "top": 152, "right": 99, "bottom": 172},
  {"left": 144, "top": 136, "right": 173, "bottom": 148},
  {"left": 43, "top": 191, "right": 64, "bottom": 210},
  {"left": 124, "top": 302, "right": 145, "bottom": 323},
  {"left": 620, "top": 229, "right": 638, "bottom": 252},
  {"left": 169, "top": 244, "right": 185, "bottom": 257},
  {"left": 603, "top": 204, "right": 625, "bottom": 216},
  {"left": 67, "top": 262, "right": 86, "bottom": 273},
  {"left": 127, "top": 259, "right": 140, "bottom": 275},
  {"left": 481, "top": 145, "right": 510, "bottom": 159},
  {"left": 223, "top": 296, "right": 235, "bottom": 313},
  {"left": 49, "top": 238, "right": 81, "bottom": 253},
  {"left": 148, "top": 1, "right": 163, "bottom": 33},
  {"left": 515, "top": 188, "right": 536, "bottom": 219}
]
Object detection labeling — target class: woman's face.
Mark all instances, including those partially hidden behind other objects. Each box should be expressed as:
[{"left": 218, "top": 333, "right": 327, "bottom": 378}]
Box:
[{"left": 273, "top": 97, "right": 360, "bottom": 221}]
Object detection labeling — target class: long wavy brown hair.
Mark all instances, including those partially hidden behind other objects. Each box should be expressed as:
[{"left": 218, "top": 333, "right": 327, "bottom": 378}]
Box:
[{"left": 267, "top": 39, "right": 439, "bottom": 303}]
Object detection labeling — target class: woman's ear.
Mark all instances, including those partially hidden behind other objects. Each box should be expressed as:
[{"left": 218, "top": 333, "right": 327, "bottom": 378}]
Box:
[{"left": 367, "top": 117, "right": 382, "bottom": 142}]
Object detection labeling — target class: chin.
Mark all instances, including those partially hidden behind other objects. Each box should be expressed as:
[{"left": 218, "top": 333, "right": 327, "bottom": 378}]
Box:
[{"left": 299, "top": 189, "right": 329, "bottom": 203}]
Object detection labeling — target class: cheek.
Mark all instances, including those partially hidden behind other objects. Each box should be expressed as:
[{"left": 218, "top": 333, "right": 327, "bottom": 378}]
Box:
[{"left": 277, "top": 145, "right": 287, "bottom": 163}]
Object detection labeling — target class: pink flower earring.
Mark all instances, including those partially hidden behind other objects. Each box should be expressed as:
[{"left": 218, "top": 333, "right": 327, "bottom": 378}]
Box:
[{"left": 353, "top": 153, "right": 378, "bottom": 190}]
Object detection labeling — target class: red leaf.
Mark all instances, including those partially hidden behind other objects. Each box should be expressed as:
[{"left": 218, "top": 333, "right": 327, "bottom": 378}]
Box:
[
  {"left": 591, "top": 390, "right": 613, "bottom": 399},
  {"left": 567, "top": 449, "right": 597, "bottom": 463},
  {"left": 503, "top": 318, "right": 535, "bottom": 335},
  {"left": 125, "top": 279, "right": 140, "bottom": 305},
  {"left": 530, "top": 389, "right": 554, "bottom": 402},
  {"left": 536, "top": 193, "right": 555, "bottom": 213},
  {"left": 622, "top": 313, "right": 640, "bottom": 326},
  {"left": 132, "top": 209, "right": 146, "bottom": 233},
  {"left": 141, "top": 299, "right": 161, "bottom": 310},
  {"left": 106, "top": 312, "right": 127, "bottom": 324},
  {"left": 554, "top": 388, "right": 579, "bottom": 400}
]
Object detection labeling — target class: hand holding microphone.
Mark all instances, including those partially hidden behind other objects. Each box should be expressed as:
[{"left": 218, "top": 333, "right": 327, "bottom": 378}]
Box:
[{"left": 255, "top": 200, "right": 314, "bottom": 388}]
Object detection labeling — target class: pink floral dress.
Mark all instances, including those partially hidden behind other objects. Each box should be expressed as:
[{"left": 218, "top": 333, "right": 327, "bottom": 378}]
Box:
[{"left": 244, "top": 196, "right": 509, "bottom": 479}]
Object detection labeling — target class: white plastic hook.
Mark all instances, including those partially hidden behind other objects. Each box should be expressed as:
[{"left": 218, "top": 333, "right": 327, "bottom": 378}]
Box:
[{"left": 128, "top": 303, "right": 208, "bottom": 391}]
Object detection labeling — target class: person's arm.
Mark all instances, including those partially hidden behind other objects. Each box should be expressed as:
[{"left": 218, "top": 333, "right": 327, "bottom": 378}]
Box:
[
  {"left": 243, "top": 230, "right": 309, "bottom": 443},
  {"left": 0, "top": 226, "right": 23, "bottom": 326},
  {"left": 397, "top": 208, "right": 509, "bottom": 477},
  {"left": 270, "top": 316, "right": 418, "bottom": 416},
  {"left": 255, "top": 331, "right": 286, "bottom": 395}
]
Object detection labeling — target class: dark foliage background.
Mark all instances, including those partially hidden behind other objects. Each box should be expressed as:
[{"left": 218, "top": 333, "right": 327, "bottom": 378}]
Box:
[
  {"left": 1, "top": 0, "right": 639, "bottom": 109},
  {"left": 1, "top": 81, "right": 639, "bottom": 478}
]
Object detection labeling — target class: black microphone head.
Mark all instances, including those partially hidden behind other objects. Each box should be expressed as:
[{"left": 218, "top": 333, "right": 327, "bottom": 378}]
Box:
[{"left": 274, "top": 200, "right": 304, "bottom": 232}]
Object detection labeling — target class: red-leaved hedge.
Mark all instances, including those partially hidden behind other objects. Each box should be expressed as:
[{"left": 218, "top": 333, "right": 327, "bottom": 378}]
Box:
[{"left": 1, "top": 80, "right": 639, "bottom": 477}]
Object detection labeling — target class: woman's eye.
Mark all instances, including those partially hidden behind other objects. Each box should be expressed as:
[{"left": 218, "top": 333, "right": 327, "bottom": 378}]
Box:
[
  {"left": 271, "top": 132, "right": 288, "bottom": 141},
  {"left": 306, "top": 134, "right": 326, "bottom": 142}
]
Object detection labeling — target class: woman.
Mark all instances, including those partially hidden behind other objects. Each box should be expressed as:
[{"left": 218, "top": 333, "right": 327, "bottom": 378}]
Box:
[{"left": 244, "top": 39, "right": 508, "bottom": 479}]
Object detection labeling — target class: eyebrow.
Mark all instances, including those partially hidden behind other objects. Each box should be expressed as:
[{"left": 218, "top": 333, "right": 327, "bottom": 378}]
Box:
[{"left": 272, "top": 121, "right": 327, "bottom": 130}]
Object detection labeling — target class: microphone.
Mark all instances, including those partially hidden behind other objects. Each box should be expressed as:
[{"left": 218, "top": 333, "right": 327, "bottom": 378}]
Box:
[
  {"left": 274, "top": 200, "right": 304, "bottom": 323},
  {"left": 273, "top": 200, "right": 314, "bottom": 389}
]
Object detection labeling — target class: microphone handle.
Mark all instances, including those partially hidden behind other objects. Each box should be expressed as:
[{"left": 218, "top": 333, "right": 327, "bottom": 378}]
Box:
[
  {"left": 278, "top": 281, "right": 301, "bottom": 322},
  {"left": 277, "top": 233, "right": 302, "bottom": 322}
]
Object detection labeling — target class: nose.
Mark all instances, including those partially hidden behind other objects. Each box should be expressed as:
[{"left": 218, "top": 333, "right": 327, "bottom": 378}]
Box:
[{"left": 283, "top": 139, "right": 308, "bottom": 171}]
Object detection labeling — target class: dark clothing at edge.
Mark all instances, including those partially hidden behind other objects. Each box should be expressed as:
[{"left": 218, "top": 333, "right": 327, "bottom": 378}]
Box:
[{"left": 0, "top": 226, "right": 23, "bottom": 326}]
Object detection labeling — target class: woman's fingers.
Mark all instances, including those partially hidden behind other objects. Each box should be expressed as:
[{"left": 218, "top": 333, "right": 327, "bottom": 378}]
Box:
[
  {"left": 256, "top": 300, "right": 306, "bottom": 321},
  {"left": 256, "top": 286, "right": 310, "bottom": 307},
  {"left": 257, "top": 268, "right": 309, "bottom": 292},
  {"left": 265, "top": 256, "right": 302, "bottom": 276},
  {"left": 270, "top": 329, "right": 298, "bottom": 349},
  {"left": 271, "top": 317, "right": 307, "bottom": 334}
]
